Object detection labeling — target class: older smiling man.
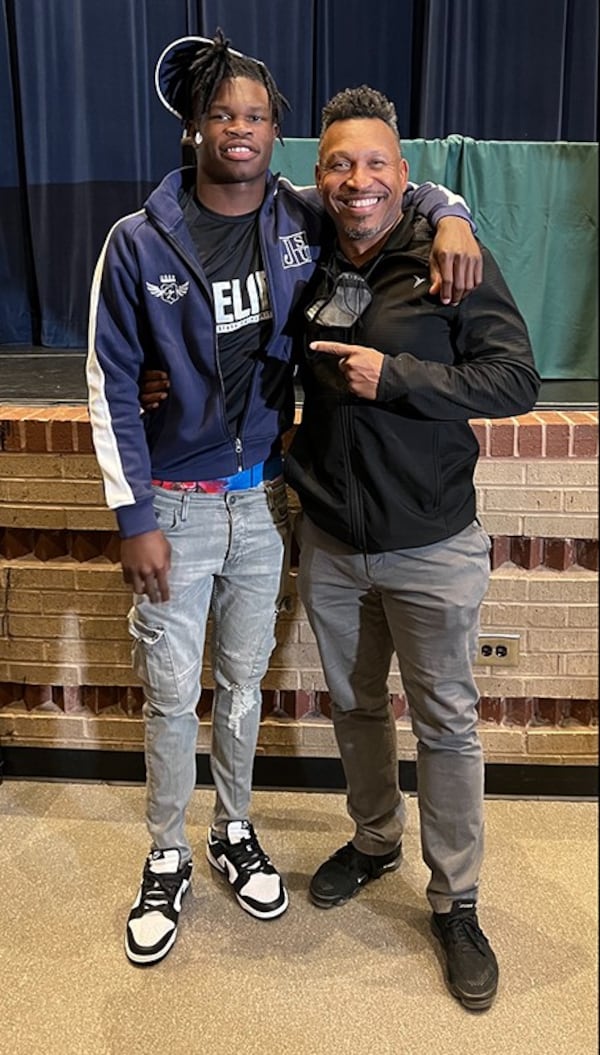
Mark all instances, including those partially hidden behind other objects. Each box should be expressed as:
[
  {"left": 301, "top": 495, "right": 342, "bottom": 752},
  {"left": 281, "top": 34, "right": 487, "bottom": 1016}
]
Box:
[{"left": 286, "top": 85, "right": 540, "bottom": 1012}]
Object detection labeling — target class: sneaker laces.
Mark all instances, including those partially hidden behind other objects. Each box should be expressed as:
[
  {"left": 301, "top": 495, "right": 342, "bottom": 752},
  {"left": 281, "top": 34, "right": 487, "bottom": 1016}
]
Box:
[
  {"left": 225, "top": 831, "right": 274, "bottom": 875},
  {"left": 140, "top": 867, "right": 183, "bottom": 912},
  {"left": 443, "top": 912, "right": 491, "bottom": 957}
]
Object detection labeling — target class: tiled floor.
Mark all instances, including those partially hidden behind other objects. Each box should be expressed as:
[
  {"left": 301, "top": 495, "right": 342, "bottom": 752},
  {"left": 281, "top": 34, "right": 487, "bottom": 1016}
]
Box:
[{"left": 0, "top": 780, "right": 597, "bottom": 1055}]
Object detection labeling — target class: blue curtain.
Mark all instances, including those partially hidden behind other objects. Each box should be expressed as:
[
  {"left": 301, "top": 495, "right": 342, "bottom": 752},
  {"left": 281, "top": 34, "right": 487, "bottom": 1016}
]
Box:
[
  {"left": 1, "top": 1, "right": 34, "bottom": 345},
  {"left": 0, "top": 0, "right": 598, "bottom": 358},
  {"left": 413, "top": 0, "right": 599, "bottom": 140}
]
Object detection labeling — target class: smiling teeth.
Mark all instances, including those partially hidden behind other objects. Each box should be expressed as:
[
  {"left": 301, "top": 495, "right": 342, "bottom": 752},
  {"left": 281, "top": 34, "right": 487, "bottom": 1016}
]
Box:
[{"left": 346, "top": 197, "right": 379, "bottom": 207}]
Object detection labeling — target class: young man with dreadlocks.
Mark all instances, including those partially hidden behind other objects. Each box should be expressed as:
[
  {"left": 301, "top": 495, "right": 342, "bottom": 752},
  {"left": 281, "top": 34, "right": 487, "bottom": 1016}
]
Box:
[
  {"left": 87, "top": 31, "right": 483, "bottom": 967},
  {"left": 284, "top": 86, "right": 540, "bottom": 1010}
]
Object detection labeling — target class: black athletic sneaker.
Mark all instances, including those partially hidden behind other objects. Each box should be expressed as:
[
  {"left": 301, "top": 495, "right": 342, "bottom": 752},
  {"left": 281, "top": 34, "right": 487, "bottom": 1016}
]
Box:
[
  {"left": 309, "top": 841, "right": 402, "bottom": 908},
  {"left": 125, "top": 849, "right": 192, "bottom": 966},
  {"left": 206, "top": 820, "right": 288, "bottom": 919},
  {"left": 431, "top": 901, "right": 499, "bottom": 1011}
]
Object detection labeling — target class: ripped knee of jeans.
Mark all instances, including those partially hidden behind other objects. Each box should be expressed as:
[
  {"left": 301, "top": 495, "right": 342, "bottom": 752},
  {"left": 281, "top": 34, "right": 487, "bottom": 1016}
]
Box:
[{"left": 227, "top": 683, "right": 261, "bottom": 736}]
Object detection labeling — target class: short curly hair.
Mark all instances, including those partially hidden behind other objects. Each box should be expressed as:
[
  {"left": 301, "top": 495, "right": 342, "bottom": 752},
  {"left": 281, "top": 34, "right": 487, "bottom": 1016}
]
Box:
[{"left": 319, "top": 85, "right": 400, "bottom": 144}]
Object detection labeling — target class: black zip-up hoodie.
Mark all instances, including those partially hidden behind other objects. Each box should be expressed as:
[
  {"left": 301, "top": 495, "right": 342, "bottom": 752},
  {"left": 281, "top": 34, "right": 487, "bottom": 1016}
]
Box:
[{"left": 285, "top": 211, "right": 540, "bottom": 552}]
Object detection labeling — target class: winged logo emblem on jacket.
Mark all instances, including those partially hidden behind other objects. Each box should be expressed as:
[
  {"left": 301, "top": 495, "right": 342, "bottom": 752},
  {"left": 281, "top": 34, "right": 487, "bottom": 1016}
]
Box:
[{"left": 145, "top": 274, "right": 189, "bottom": 305}]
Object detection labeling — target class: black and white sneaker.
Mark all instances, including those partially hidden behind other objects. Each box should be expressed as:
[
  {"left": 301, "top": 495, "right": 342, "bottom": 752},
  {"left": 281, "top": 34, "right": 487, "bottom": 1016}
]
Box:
[
  {"left": 206, "top": 820, "right": 288, "bottom": 920},
  {"left": 125, "top": 849, "right": 192, "bottom": 966}
]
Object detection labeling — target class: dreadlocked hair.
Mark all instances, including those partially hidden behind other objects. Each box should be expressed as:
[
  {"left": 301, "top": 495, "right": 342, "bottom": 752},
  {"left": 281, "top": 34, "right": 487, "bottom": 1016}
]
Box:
[
  {"left": 320, "top": 85, "right": 400, "bottom": 143},
  {"left": 162, "top": 28, "right": 290, "bottom": 143}
]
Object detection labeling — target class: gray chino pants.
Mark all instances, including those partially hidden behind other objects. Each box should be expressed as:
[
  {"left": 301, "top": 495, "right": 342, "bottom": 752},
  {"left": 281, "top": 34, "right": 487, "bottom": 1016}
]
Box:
[{"left": 297, "top": 514, "right": 491, "bottom": 914}]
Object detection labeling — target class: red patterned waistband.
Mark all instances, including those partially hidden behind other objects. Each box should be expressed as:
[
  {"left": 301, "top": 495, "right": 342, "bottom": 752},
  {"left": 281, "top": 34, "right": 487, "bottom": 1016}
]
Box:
[{"left": 151, "top": 456, "right": 283, "bottom": 494}]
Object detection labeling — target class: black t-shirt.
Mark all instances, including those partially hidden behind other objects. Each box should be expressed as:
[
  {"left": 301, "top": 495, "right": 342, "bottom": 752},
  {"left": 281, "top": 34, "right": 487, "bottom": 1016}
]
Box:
[{"left": 182, "top": 192, "right": 273, "bottom": 436}]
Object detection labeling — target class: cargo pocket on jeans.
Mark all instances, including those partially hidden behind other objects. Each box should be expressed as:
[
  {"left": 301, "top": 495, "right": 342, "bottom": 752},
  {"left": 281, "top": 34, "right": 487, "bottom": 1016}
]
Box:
[{"left": 128, "top": 611, "right": 179, "bottom": 704}]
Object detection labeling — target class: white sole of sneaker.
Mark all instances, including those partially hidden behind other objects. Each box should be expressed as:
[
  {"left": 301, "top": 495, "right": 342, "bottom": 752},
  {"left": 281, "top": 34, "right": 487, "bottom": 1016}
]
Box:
[{"left": 206, "top": 844, "right": 289, "bottom": 920}]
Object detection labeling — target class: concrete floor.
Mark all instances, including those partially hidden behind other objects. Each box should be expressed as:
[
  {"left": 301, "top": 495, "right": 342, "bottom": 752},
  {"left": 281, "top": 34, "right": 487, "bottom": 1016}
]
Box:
[{"left": 0, "top": 780, "right": 597, "bottom": 1055}]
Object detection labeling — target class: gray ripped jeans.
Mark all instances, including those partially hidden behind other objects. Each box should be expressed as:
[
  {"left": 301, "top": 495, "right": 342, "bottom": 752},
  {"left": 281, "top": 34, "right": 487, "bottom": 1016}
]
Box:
[{"left": 128, "top": 481, "right": 289, "bottom": 864}]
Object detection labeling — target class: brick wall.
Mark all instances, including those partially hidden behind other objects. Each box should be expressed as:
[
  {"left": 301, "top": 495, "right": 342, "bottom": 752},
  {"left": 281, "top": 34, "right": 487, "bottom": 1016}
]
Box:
[{"left": 0, "top": 405, "right": 597, "bottom": 768}]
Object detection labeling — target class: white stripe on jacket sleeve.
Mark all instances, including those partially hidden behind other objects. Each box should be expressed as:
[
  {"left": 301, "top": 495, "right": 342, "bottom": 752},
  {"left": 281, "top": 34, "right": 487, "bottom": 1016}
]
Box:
[{"left": 86, "top": 212, "right": 144, "bottom": 510}]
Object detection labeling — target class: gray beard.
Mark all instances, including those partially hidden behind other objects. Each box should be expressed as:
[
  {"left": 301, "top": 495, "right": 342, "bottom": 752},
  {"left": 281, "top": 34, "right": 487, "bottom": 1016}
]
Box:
[{"left": 343, "top": 224, "right": 380, "bottom": 241}]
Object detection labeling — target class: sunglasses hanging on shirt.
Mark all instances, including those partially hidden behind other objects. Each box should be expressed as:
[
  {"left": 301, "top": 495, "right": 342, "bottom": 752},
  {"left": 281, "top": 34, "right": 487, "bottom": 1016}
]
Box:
[{"left": 304, "top": 271, "right": 373, "bottom": 329}]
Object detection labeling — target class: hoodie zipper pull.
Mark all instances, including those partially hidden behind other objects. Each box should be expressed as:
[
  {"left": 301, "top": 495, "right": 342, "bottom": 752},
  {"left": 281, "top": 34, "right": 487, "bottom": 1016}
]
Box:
[{"left": 235, "top": 437, "right": 243, "bottom": 472}]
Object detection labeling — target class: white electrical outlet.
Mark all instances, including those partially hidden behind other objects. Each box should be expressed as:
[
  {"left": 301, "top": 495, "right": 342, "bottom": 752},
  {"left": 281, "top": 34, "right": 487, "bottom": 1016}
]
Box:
[{"left": 476, "top": 634, "right": 520, "bottom": 666}]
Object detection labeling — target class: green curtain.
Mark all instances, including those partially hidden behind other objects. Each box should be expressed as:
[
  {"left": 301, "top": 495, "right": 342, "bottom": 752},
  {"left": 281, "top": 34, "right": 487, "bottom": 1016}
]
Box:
[{"left": 273, "top": 137, "right": 598, "bottom": 379}]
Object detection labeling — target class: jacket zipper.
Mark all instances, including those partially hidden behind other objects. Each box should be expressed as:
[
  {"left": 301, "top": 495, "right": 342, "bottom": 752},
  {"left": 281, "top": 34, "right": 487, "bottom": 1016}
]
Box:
[
  {"left": 341, "top": 402, "right": 366, "bottom": 551},
  {"left": 234, "top": 436, "right": 243, "bottom": 471},
  {"left": 343, "top": 320, "right": 366, "bottom": 550},
  {"left": 257, "top": 194, "right": 280, "bottom": 357}
]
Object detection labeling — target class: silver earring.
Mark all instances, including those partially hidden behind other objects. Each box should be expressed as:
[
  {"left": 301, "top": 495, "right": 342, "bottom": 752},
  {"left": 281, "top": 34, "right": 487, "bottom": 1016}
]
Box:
[{"left": 194, "top": 132, "right": 202, "bottom": 145}]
